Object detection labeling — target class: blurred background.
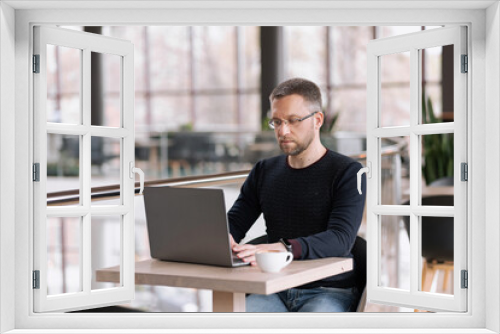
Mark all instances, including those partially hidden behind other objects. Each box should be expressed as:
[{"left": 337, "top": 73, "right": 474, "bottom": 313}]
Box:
[{"left": 45, "top": 25, "right": 455, "bottom": 312}]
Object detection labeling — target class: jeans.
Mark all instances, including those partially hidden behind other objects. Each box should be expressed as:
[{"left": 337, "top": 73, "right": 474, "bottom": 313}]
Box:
[{"left": 246, "top": 286, "right": 359, "bottom": 312}]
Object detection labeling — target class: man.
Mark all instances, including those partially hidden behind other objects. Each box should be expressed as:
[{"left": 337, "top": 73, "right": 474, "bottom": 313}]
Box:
[{"left": 228, "top": 78, "right": 366, "bottom": 312}]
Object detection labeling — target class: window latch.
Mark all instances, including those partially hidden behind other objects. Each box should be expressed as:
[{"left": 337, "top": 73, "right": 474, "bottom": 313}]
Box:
[
  {"left": 129, "top": 162, "right": 144, "bottom": 195},
  {"left": 357, "top": 162, "right": 371, "bottom": 195}
]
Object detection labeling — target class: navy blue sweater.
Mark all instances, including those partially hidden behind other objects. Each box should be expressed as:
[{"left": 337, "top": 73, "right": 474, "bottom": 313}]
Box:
[{"left": 228, "top": 150, "right": 366, "bottom": 288}]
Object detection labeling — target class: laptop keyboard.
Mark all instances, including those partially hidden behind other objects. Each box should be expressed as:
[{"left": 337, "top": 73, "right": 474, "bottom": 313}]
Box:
[{"left": 232, "top": 254, "right": 245, "bottom": 264}]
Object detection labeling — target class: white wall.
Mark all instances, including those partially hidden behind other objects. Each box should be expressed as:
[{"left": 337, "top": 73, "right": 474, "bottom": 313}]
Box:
[
  {"left": 3, "top": 4, "right": 498, "bottom": 332},
  {"left": 486, "top": 2, "right": 500, "bottom": 333},
  {"left": 0, "top": 2, "right": 16, "bottom": 333}
]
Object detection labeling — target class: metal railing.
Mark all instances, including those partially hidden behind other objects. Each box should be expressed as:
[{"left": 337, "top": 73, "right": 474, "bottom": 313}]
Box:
[
  {"left": 47, "top": 170, "right": 250, "bottom": 206},
  {"left": 47, "top": 145, "right": 405, "bottom": 206}
]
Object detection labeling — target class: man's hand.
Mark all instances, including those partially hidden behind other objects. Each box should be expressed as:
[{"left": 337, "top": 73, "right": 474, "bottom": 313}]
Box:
[
  {"left": 229, "top": 234, "right": 237, "bottom": 249},
  {"left": 229, "top": 234, "right": 287, "bottom": 266}
]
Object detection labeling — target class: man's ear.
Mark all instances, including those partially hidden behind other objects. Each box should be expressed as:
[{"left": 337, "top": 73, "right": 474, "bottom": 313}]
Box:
[{"left": 315, "top": 112, "right": 324, "bottom": 130}]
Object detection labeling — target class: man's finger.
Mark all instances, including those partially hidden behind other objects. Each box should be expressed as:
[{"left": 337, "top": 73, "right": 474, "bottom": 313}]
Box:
[
  {"left": 242, "top": 255, "right": 256, "bottom": 263},
  {"left": 236, "top": 249, "right": 256, "bottom": 259},
  {"left": 233, "top": 244, "right": 255, "bottom": 252}
]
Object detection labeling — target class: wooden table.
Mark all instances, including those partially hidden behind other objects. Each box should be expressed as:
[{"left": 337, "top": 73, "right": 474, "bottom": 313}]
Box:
[{"left": 96, "top": 257, "right": 353, "bottom": 312}]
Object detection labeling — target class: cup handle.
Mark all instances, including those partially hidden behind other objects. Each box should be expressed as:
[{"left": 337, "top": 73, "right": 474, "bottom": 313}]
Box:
[{"left": 284, "top": 252, "right": 293, "bottom": 267}]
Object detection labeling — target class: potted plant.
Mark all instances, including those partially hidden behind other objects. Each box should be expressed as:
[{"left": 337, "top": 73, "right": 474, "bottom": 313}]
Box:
[{"left": 421, "top": 96, "right": 454, "bottom": 186}]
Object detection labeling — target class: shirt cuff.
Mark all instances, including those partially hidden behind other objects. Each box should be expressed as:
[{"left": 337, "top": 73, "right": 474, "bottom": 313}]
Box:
[{"left": 288, "top": 239, "right": 302, "bottom": 259}]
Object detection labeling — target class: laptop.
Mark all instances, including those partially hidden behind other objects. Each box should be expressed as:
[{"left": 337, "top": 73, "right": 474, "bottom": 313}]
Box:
[{"left": 143, "top": 186, "right": 249, "bottom": 267}]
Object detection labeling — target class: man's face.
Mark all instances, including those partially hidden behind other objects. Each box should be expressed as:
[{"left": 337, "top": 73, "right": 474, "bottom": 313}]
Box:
[{"left": 270, "top": 94, "right": 318, "bottom": 156}]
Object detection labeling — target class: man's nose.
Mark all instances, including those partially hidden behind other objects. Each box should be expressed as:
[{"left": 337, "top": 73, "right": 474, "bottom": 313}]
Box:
[{"left": 278, "top": 122, "right": 291, "bottom": 136}]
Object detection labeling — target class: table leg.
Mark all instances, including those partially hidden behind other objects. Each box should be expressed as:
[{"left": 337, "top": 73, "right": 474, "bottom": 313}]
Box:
[{"left": 212, "top": 291, "right": 246, "bottom": 312}]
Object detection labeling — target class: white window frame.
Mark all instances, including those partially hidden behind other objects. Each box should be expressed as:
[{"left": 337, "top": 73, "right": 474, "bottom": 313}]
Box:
[
  {"left": 1, "top": 2, "right": 498, "bottom": 333},
  {"left": 33, "top": 25, "right": 136, "bottom": 312},
  {"left": 366, "top": 26, "right": 467, "bottom": 312}
]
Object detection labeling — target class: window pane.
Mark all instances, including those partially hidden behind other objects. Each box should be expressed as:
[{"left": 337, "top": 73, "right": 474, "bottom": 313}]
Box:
[
  {"left": 380, "top": 215, "right": 410, "bottom": 291},
  {"left": 285, "top": 26, "right": 327, "bottom": 86},
  {"left": 242, "top": 27, "right": 260, "bottom": 89},
  {"left": 150, "top": 95, "right": 191, "bottom": 131},
  {"left": 102, "top": 26, "right": 146, "bottom": 93},
  {"left": 330, "top": 88, "right": 367, "bottom": 134},
  {"left": 134, "top": 96, "right": 147, "bottom": 129},
  {"left": 238, "top": 93, "right": 260, "bottom": 132},
  {"left": 381, "top": 137, "right": 410, "bottom": 205},
  {"left": 149, "top": 26, "right": 190, "bottom": 92},
  {"left": 195, "top": 94, "right": 237, "bottom": 129},
  {"left": 193, "top": 26, "right": 236, "bottom": 90},
  {"left": 380, "top": 51, "right": 411, "bottom": 127},
  {"left": 331, "top": 26, "right": 372, "bottom": 85},
  {"left": 46, "top": 44, "right": 81, "bottom": 124},
  {"left": 47, "top": 134, "right": 80, "bottom": 206},
  {"left": 420, "top": 216, "right": 454, "bottom": 295},
  {"left": 90, "top": 52, "right": 121, "bottom": 128},
  {"left": 47, "top": 217, "right": 81, "bottom": 295},
  {"left": 91, "top": 137, "right": 121, "bottom": 204},
  {"left": 421, "top": 45, "right": 454, "bottom": 124},
  {"left": 421, "top": 133, "right": 454, "bottom": 204},
  {"left": 92, "top": 215, "right": 122, "bottom": 290}
]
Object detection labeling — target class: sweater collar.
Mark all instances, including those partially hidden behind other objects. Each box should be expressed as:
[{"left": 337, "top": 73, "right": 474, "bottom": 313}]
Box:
[{"left": 285, "top": 149, "right": 330, "bottom": 170}]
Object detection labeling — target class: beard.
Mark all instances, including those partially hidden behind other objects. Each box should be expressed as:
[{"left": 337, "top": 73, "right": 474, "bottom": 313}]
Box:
[{"left": 278, "top": 132, "right": 315, "bottom": 156}]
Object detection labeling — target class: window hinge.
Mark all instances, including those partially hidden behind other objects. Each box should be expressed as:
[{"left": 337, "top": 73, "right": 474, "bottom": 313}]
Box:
[
  {"left": 33, "top": 270, "right": 40, "bottom": 289},
  {"left": 461, "top": 270, "right": 468, "bottom": 289},
  {"left": 33, "top": 54, "right": 40, "bottom": 73},
  {"left": 461, "top": 162, "right": 468, "bottom": 181},
  {"left": 33, "top": 163, "right": 40, "bottom": 182},
  {"left": 461, "top": 54, "right": 468, "bottom": 73}
]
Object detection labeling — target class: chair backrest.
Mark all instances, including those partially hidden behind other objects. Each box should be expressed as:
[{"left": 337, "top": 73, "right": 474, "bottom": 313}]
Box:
[
  {"left": 351, "top": 236, "right": 367, "bottom": 312},
  {"left": 402, "top": 195, "right": 454, "bottom": 262}
]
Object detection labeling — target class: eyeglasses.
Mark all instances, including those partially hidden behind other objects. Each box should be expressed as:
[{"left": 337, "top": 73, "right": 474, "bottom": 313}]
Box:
[{"left": 268, "top": 111, "right": 318, "bottom": 130}]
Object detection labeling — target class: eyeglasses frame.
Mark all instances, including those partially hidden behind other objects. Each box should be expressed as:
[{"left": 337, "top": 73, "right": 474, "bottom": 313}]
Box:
[{"left": 268, "top": 111, "right": 319, "bottom": 130}]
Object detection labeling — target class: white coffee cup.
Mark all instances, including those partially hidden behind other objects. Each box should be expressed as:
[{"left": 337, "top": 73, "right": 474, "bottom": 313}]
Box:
[{"left": 255, "top": 250, "right": 293, "bottom": 273}]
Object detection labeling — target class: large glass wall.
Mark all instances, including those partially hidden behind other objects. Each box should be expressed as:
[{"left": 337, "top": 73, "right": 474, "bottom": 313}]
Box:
[{"left": 47, "top": 25, "right": 450, "bottom": 312}]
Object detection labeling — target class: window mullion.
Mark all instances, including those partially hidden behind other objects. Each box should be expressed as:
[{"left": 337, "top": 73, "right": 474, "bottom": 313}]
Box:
[
  {"left": 82, "top": 48, "right": 91, "bottom": 209},
  {"left": 81, "top": 214, "right": 90, "bottom": 294},
  {"left": 81, "top": 48, "right": 92, "bottom": 295},
  {"left": 409, "top": 47, "right": 420, "bottom": 296}
]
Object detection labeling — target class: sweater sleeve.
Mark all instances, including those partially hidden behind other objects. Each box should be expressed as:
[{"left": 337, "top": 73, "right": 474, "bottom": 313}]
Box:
[
  {"left": 227, "top": 163, "right": 263, "bottom": 243},
  {"left": 294, "top": 161, "right": 366, "bottom": 259}
]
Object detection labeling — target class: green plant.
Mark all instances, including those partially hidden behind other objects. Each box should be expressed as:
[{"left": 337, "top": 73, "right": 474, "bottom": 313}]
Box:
[
  {"left": 179, "top": 123, "right": 193, "bottom": 131},
  {"left": 321, "top": 109, "right": 340, "bottom": 134},
  {"left": 261, "top": 114, "right": 272, "bottom": 131},
  {"left": 421, "top": 95, "right": 454, "bottom": 185}
]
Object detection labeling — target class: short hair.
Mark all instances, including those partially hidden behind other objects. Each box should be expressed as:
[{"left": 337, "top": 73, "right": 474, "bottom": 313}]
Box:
[{"left": 269, "top": 78, "right": 322, "bottom": 112}]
